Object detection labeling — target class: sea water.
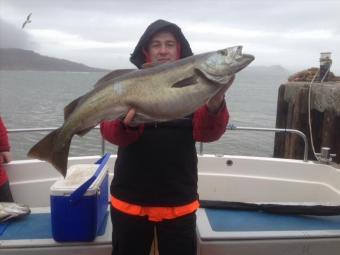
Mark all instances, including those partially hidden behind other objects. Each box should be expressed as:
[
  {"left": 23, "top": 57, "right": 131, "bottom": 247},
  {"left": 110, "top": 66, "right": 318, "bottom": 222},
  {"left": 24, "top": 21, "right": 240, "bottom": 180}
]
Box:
[{"left": 0, "top": 69, "right": 288, "bottom": 160}]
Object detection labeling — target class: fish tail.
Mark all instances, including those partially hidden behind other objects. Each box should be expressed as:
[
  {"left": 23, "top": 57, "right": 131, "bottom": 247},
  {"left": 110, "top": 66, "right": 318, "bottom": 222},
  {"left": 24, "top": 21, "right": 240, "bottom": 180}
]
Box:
[{"left": 27, "top": 128, "right": 71, "bottom": 177}]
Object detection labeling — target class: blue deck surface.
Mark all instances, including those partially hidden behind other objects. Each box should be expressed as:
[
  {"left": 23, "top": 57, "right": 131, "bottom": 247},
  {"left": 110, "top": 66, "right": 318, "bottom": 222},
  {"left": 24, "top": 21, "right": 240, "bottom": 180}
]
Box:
[
  {"left": 0, "top": 212, "right": 108, "bottom": 240},
  {"left": 206, "top": 208, "right": 340, "bottom": 232}
]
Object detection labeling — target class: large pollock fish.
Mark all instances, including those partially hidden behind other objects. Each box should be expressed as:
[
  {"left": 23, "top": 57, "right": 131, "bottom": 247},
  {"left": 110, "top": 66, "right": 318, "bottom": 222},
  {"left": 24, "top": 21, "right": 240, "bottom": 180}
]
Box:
[{"left": 28, "top": 46, "right": 254, "bottom": 176}]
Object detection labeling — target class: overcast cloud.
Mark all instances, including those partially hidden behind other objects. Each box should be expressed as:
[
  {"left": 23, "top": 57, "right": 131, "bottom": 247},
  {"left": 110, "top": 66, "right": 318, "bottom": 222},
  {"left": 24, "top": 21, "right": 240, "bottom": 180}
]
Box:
[{"left": 0, "top": 0, "right": 339, "bottom": 73}]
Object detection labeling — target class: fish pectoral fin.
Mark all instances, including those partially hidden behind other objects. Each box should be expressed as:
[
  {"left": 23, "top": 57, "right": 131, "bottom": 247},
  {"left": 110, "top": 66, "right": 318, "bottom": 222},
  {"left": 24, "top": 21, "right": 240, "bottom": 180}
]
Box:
[
  {"left": 64, "top": 96, "right": 83, "bottom": 121},
  {"left": 194, "top": 68, "right": 232, "bottom": 85},
  {"left": 94, "top": 69, "right": 135, "bottom": 88},
  {"left": 171, "top": 75, "right": 199, "bottom": 88}
]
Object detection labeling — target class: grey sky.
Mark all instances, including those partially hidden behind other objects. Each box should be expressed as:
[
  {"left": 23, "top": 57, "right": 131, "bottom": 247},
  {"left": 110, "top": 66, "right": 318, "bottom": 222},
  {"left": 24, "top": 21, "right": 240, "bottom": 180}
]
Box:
[{"left": 0, "top": 0, "right": 339, "bottom": 73}]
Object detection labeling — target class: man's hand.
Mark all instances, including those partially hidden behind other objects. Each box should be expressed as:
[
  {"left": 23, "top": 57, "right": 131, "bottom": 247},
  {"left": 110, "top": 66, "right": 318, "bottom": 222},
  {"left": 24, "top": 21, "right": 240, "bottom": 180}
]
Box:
[
  {"left": 123, "top": 109, "right": 139, "bottom": 127},
  {"left": 206, "top": 75, "right": 235, "bottom": 113},
  {"left": 0, "top": 151, "right": 11, "bottom": 164}
]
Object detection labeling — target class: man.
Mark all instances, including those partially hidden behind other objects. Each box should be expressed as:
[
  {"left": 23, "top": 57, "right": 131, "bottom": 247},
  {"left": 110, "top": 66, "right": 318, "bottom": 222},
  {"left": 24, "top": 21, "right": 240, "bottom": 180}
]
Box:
[
  {"left": 101, "top": 19, "right": 233, "bottom": 255},
  {"left": 0, "top": 116, "right": 13, "bottom": 202}
]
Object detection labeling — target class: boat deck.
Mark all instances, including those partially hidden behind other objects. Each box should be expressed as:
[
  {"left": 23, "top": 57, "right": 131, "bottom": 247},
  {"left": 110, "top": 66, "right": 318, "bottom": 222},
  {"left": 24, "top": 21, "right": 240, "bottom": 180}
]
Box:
[
  {"left": 198, "top": 208, "right": 340, "bottom": 239},
  {"left": 2, "top": 207, "right": 340, "bottom": 255},
  {"left": 197, "top": 208, "right": 340, "bottom": 255},
  {"left": 0, "top": 207, "right": 112, "bottom": 255}
]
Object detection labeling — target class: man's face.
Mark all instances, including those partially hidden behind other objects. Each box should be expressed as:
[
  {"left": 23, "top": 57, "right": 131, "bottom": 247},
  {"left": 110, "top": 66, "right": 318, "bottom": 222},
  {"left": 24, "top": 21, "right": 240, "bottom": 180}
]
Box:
[{"left": 147, "top": 31, "right": 178, "bottom": 63}]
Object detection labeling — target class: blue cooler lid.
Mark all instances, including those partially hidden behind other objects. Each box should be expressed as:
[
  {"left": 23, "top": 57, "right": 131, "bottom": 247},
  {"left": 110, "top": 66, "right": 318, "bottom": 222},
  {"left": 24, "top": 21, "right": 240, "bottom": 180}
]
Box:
[{"left": 50, "top": 153, "right": 110, "bottom": 200}]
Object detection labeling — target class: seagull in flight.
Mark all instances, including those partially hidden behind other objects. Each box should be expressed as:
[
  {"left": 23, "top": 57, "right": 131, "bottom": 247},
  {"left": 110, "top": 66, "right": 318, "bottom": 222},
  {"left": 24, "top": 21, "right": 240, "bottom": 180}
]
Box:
[{"left": 22, "top": 13, "right": 32, "bottom": 29}]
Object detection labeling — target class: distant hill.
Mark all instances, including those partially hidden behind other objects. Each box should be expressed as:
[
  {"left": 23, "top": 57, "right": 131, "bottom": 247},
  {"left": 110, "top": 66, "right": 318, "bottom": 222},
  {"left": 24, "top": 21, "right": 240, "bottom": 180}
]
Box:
[
  {"left": 0, "top": 48, "right": 292, "bottom": 76},
  {"left": 244, "top": 65, "right": 290, "bottom": 76},
  {"left": 0, "top": 48, "right": 109, "bottom": 72}
]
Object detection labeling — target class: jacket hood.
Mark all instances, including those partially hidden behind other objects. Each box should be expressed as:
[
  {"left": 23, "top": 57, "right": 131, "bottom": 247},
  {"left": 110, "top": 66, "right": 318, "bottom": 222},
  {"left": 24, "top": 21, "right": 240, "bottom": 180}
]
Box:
[{"left": 130, "top": 19, "right": 193, "bottom": 69}]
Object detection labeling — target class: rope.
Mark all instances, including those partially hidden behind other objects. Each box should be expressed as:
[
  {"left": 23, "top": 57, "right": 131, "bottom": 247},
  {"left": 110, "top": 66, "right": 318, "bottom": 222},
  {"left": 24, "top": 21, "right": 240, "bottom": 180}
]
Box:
[{"left": 307, "top": 63, "right": 332, "bottom": 161}]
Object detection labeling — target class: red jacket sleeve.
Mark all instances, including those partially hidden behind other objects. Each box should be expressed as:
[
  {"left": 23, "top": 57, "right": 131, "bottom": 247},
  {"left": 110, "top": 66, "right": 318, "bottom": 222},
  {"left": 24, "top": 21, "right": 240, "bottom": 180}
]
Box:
[
  {"left": 0, "top": 117, "right": 10, "bottom": 185},
  {"left": 193, "top": 102, "right": 229, "bottom": 142},
  {"left": 100, "top": 120, "right": 144, "bottom": 147},
  {"left": 0, "top": 117, "right": 10, "bottom": 152}
]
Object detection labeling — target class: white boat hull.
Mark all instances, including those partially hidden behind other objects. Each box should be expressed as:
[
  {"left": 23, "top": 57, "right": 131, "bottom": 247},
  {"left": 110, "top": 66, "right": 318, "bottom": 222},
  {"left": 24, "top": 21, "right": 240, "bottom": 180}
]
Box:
[{"left": 1, "top": 155, "right": 340, "bottom": 255}]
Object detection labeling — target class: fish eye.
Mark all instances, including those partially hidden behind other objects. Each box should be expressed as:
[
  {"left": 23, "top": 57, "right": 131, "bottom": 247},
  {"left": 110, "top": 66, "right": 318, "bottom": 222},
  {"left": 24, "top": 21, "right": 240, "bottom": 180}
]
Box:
[{"left": 218, "top": 50, "right": 228, "bottom": 56}]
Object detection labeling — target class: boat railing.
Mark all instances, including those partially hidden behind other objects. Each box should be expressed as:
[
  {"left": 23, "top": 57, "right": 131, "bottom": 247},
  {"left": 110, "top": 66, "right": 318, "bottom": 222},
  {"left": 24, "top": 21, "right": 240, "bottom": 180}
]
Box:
[
  {"left": 8, "top": 126, "right": 105, "bottom": 159},
  {"left": 222, "top": 124, "right": 309, "bottom": 161},
  {"left": 8, "top": 125, "right": 309, "bottom": 161}
]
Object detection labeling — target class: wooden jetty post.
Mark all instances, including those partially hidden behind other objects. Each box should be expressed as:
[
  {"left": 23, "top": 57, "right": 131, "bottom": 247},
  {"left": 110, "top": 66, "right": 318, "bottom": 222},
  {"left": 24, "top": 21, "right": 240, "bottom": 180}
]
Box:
[{"left": 273, "top": 79, "right": 340, "bottom": 164}]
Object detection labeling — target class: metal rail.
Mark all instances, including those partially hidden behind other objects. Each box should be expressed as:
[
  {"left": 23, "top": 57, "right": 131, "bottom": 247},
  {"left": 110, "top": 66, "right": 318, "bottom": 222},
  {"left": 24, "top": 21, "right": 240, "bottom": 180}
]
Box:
[
  {"left": 8, "top": 125, "right": 309, "bottom": 161},
  {"left": 225, "top": 124, "right": 309, "bottom": 161},
  {"left": 8, "top": 127, "right": 61, "bottom": 133},
  {"left": 8, "top": 126, "right": 106, "bottom": 156}
]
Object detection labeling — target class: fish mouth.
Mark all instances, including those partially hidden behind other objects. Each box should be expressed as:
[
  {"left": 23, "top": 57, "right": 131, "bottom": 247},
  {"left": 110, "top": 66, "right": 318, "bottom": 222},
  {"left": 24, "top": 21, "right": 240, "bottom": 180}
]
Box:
[
  {"left": 224, "top": 46, "right": 255, "bottom": 70},
  {"left": 242, "top": 53, "right": 255, "bottom": 62},
  {"left": 234, "top": 53, "right": 255, "bottom": 72}
]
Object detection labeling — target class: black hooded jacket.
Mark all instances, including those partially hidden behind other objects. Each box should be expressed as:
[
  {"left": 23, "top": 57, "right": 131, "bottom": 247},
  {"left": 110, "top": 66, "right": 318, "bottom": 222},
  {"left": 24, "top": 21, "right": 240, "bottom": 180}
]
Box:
[
  {"left": 130, "top": 19, "right": 193, "bottom": 69},
  {"left": 111, "top": 20, "right": 198, "bottom": 206}
]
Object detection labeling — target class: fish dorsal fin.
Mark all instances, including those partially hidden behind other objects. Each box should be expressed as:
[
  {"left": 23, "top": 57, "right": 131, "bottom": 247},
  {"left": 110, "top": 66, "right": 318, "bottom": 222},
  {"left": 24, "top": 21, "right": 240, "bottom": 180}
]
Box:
[
  {"left": 94, "top": 69, "right": 135, "bottom": 88},
  {"left": 172, "top": 75, "right": 198, "bottom": 88},
  {"left": 64, "top": 96, "right": 82, "bottom": 121}
]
